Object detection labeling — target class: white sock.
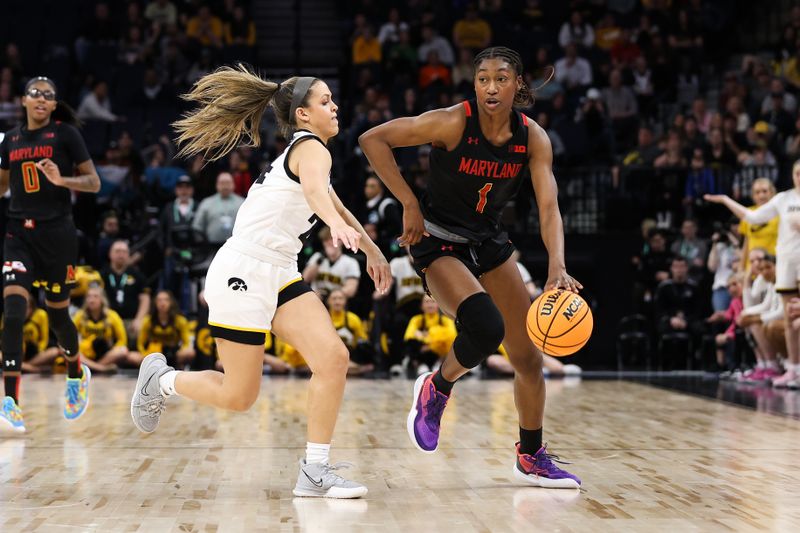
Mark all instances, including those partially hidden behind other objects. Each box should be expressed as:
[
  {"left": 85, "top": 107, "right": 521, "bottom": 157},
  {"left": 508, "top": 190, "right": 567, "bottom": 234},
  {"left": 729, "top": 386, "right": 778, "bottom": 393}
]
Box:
[
  {"left": 305, "top": 442, "right": 330, "bottom": 465},
  {"left": 159, "top": 370, "right": 179, "bottom": 397}
]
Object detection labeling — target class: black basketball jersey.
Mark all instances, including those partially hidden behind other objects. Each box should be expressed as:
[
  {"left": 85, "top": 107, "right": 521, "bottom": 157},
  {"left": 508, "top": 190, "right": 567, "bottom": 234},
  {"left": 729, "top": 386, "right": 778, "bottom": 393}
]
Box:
[
  {"left": 421, "top": 99, "right": 530, "bottom": 242},
  {"left": 0, "top": 121, "right": 90, "bottom": 221}
]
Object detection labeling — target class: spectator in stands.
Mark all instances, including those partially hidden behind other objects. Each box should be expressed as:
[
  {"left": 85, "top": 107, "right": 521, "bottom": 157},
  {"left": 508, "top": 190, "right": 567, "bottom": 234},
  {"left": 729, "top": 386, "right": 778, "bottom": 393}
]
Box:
[
  {"left": 0, "top": 81, "right": 22, "bottom": 129},
  {"left": 708, "top": 219, "right": 741, "bottom": 312},
  {"left": 223, "top": 5, "right": 256, "bottom": 47},
  {"left": 158, "top": 41, "right": 190, "bottom": 88},
  {"left": 683, "top": 148, "right": 717, "bottom": 225},
  {"left": 671, "top": 218, "right": 708, "bottom": 272},
  {"left": 95, "top": 211, "right": 122, "bottom": 269},
  {"left": 785, "top": 115, "right": 800, "bottom": 161},
  {"left": 655, "top": 256, "right": 704, "bottom": 341},
  {"left": 739, "top": 178, "right": 778, "bottom": 270},
  {"left": 192, "top": 172, "right": 244, "bottom": 249},
  {"left": 631, "top": 56, "right": 654, "bottom": 116},
  {"left": 706, "top": 127, "right": 737, "bottom": 179},
  {"left": 654, "top": 130, "right": 687, "bottom": 168},
  {"left": 145, "top": 0, "right": 177, "bottom": 26},
  {"left": 228, "top": 149, "right": 252, "bottom": 197},
  {"left": 384, "top": 27, "right": 417, "bottom": 82},
  {"left": 610, "top": 28, "right": 640, "bottom": 69},
  {"left": 452, "top": 48, "right": 475, "bottom": 93},
  {"left": 761, "top": 78, "right": 797, "bottom": 115},
  {"left": 706, "top": 273, "right": 744, "bottom": 371},
  {"left": 187, "top": 48, "right": 216, "bottom": 86},
  {"left": 558, "top": 11, "right": 595, "bottom": 50},
  {"left": 101, "top": 240, "right": 151, "bottom": 344},
  {"left": 159, "top": 175, "right": 198, "bottom": 304},
  {"left": 452, "top": 4, "right": 492, "bottom": 51},
  {"left": 725, "top": 95, "right": 750, "bottom": 134},
  {"left": 760, "top": 88, "right": 795, "bottom": 139},
  {"left": 137, "top": 290, "right": 195, "bottom": 369},
  {"left": 77, "top": 80, "right": 123, "bottom": 123},
  {"left": 633, "top": 229, "right": 671, "bottom": 307},
  {"left": 119, "top": 26, "right": 146, "bottom": 66},
  {"left": 579, "top": 87, "right": 615, "bottom": 163},
  {"left": 417, "top": 26, "right": 454, "bottom": 66},
  {"left": 691, "top": 97, "right": 712, "bottom": 135},
  {"left": 536, "top": 112, "right": 565, "bottom": 163},
  {"left": 303, "top": 227, "right": 362, "bottom": 299},
  {"left": 594, "top": 13, "right": 621, "bottom": 51},
  {"left": 603, "top": 69, "right": 638, "bottom": 149},
  {"left": 327, "top": 289, "right": 374, "bottom": 376},
  {"left": 364, "top": 175, "right": 401, "bottom": 255},
  {"left": 732, "top": 125, "right": 779, "bottom": 201},
  {"left": 418, "top": 50, "right": 451, "bottom": 91},
  {"left": 378, "top": 7, "right": 408, "bottom": 46},
  {"left": 186, "top": 6, "right": 224, "bottom": 48},
  {"left": 352, "top": 24, "right": 381, "bottom": 66},
  {"left": 79, "top": 2, "right": 118, "bottom": 46},
  {"left": 554, "top": 43, "right": 593, "bottom": 94},
  {"left": 403, "top": 295, "right": 457, "bottom": 376},
  {"left": 74, "top": 286, "right": 141, "bottom": 373}
]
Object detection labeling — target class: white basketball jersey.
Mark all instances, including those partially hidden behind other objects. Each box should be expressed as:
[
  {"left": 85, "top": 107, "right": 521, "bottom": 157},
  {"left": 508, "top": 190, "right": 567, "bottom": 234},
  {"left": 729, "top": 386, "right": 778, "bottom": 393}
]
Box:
[{"left": 231, "top": 130, "right": 328, "bottom": 260}]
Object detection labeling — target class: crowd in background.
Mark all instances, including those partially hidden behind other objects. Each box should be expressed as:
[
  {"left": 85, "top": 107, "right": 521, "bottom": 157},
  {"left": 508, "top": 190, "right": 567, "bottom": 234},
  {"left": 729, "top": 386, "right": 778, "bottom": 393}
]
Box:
[{"left": 2, "top": 0, "right": 800, "bottom": 378}]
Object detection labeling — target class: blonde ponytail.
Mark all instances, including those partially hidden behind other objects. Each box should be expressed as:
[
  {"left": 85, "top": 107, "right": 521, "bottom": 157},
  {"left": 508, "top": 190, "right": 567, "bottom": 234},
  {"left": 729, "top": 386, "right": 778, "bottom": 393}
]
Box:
[{"left": 174, "top": 64, "right": 279, "bottom": 161}]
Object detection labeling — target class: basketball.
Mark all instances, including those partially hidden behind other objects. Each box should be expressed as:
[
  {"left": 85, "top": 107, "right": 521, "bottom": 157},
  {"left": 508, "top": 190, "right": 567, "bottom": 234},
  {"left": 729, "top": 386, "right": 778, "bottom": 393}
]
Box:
[{"left": 526, "top": 289, "right": 593, "bottom": 357}]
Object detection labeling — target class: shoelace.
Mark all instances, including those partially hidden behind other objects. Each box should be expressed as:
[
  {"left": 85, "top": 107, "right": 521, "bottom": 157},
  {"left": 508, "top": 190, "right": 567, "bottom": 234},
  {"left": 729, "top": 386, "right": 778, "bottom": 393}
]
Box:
[
  {"left": 135, "top": 396, "right": 167, "bottom": 418},
  {"left": 66, "top": 382, "right": 80, "bottom": 406},
  {"left": 425, "top": 389, "right": 447, "bottom": 426},
  {"left": 531, "top": 447, "right": 572, "bottom": 470},
  {"left": 321, "top": 461, "right": 354, "bottom": 486}
]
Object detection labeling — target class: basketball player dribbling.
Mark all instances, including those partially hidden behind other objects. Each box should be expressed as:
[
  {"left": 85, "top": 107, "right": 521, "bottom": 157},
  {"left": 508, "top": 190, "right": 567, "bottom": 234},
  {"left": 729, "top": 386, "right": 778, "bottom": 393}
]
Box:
[
  {"left": 360, "top": 47, "right": 582, "bottom": 488},
  {"left": 129, "top": 66, "right": 392, "bottom": 498},
  {"left": 0, "top": 76, "right": 100, "bottom": 432}
]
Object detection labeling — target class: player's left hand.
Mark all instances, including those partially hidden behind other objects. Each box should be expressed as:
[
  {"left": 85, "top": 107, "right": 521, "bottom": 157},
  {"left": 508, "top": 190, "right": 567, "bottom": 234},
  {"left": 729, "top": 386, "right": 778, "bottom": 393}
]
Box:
[
  {"left": 35, "top": 158, "right": 64, "bottom": 187},
  {"left": 366, "top": 251, "right": 392, "bottom": 295},
  {"left": 544, "top": 268, "right": 582, "bottom": 293}
]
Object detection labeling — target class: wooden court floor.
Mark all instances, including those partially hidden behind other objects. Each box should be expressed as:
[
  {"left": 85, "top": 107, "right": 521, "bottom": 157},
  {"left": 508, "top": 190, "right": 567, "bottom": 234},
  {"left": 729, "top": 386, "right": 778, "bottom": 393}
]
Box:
[{"left": 2, "top": 375, "right": 799, "bottom": 532}]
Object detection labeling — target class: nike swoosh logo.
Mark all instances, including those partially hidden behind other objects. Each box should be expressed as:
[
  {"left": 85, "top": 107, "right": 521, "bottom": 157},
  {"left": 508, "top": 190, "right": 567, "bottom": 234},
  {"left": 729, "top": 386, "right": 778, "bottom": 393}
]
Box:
[
  {"left": 141, "top": 374, "right": 154, "bottom": 397},
  {"left": 303, "top": 471, "right": 324, "bottom": 488}
]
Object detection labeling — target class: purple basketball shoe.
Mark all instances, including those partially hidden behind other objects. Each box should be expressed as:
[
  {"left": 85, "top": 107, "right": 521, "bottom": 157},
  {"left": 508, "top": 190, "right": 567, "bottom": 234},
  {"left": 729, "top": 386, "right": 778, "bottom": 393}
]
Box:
[
  {"left": 513, "top": 443, "right": 581, "bottom": 489},
  {"left": 406, "top": 372, "right": 449, "bottom": 453}
]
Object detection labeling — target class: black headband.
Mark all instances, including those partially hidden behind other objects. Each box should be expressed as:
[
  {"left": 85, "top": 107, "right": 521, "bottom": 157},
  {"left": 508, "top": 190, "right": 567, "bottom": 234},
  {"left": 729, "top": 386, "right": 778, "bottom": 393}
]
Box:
[
  {"left": 289, "top": 77, "right": 316, "bottom": 123},
  {"left": 25, "top": 76, "right": 57, "bottom": 94}
]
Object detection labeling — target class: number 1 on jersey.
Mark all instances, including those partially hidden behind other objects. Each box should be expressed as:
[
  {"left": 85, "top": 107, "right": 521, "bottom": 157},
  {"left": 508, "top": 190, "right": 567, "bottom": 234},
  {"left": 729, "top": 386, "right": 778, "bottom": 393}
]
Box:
[
  {"left": 476, "top": 183, "right": 492, "bottom": 213},
  {"left": 21, "top": 161, "right": 41, "bottom": 193}
]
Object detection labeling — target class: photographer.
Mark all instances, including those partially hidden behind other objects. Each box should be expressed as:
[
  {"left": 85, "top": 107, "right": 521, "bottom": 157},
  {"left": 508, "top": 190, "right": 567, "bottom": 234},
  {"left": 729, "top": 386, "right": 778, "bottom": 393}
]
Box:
[{"left": 708, "top": 218, "right": 742, "bottom": 312}]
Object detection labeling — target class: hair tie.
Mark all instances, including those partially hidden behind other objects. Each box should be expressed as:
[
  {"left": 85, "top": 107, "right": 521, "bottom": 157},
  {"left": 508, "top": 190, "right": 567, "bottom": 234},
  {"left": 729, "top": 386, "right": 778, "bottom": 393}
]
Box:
[{"left": 276, "top": 81, "right": 282, "bottom": 91}]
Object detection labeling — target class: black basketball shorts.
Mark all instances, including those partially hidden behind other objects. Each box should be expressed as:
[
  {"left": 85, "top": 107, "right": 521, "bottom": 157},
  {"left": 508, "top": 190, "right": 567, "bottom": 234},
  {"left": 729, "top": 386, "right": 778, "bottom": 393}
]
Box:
[
  {"left": 409, "top": 230, "right": 516, "bottom": 290},
  {"left": 3, "top": 217, "right": 78, "bottom": 302}
]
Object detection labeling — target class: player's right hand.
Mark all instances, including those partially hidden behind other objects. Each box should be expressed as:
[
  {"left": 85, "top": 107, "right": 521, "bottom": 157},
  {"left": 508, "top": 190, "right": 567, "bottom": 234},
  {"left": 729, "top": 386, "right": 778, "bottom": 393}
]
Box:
[
  {"left": 330, "top": 223, "right": 361, "bottom": 252},
  {"left": 398, "top": 201, "right": 429, "bottom": 247}
]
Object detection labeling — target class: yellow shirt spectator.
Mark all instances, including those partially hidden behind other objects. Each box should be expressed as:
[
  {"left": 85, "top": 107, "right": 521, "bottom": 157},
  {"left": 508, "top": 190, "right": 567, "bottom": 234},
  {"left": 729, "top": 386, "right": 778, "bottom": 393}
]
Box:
[
  {"left": 23, "top": 308, "right": 49, "bottom": 354},
  {"left": 73, "top": 309, "right": 127, "bottom": 360},
  {"left": 404, "top": 311, "right": 457, "bottom": 357},
  {"left": 330, "top": 309, "right": 367, "bottom": 349},
  {"left": 352, "top": 34, "right": 382, "bottom": 64},
  {"left": 138, "top": 314, "right": 190, "bottom": 354},
  {"left": 452, "top": 11, "right": 491, "bottom": 50}
]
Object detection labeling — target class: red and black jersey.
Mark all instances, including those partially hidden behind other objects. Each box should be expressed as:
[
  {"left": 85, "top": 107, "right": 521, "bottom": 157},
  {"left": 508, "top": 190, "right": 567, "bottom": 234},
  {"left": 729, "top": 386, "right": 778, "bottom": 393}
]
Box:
[
  {"left": 421, "top": 99, "right": 530, "bottom": 242},
  {"left": 0, "top": 121, "right": 90, "bottom": 221}
]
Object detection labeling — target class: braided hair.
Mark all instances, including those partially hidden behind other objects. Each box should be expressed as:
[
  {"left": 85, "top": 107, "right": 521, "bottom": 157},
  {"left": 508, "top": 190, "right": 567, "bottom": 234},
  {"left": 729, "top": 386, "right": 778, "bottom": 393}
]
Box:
[{"left": 473, "top": 46, "right": 534, "bottom": 107}]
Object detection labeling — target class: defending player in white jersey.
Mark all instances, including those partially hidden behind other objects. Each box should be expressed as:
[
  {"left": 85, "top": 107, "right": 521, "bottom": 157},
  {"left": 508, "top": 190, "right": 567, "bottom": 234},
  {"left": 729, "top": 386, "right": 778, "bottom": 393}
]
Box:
[
  {"left": 129, "top": 65, "right": 391, "bottom": 498},
  {"left": 706, "top": 159, "right": 800, "bottom": 388}
]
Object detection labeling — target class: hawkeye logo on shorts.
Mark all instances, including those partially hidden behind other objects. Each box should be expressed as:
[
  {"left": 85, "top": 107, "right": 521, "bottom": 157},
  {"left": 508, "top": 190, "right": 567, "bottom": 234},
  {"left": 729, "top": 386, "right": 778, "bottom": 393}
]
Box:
[{"left": 228, "top": 277, "right": 248, "bottom": 292}]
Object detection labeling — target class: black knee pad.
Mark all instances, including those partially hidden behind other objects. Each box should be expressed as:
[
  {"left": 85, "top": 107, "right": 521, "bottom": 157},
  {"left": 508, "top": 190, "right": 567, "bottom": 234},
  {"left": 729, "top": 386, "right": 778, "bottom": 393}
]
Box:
[
  {"left": 453, "top": 292, "right": 505, "bottom": 369},
  {"left": 1, "top": 295, "right": 27, "bottom": 371},
  {"left": 47, "top": 305, "right": 78, "bottom": 355}
]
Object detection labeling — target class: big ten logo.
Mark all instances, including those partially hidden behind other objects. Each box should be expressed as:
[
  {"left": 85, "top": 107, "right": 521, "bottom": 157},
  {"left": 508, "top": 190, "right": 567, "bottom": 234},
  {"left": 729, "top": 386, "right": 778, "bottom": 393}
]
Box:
[
  {"left": 540, "top": 290, "right": 563, "bottom": 316},
  {"left": 561, "top": 296, "right": 584, "bottom": 321}
]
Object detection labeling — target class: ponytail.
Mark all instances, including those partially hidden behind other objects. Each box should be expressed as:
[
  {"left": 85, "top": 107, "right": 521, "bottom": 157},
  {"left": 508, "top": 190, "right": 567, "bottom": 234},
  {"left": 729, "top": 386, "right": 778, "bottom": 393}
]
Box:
[
  {"left": 174, "top": 64, "right": 280, "bottom": 161},
  {"left": 52, "top": 100, "right": 82, "bottom": 128}
]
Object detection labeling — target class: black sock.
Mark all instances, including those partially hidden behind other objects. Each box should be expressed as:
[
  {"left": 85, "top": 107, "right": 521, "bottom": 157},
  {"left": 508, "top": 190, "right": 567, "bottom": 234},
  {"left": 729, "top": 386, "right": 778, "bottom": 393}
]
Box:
[
  {"left": 4, "top": 374, "right": 20, "bottom": 404},
  {"left": 431, "top": 370, "right": 455, "bottom": 396},
  {"left": 519, "top": 427, "right": 543, "bottom": 456},
  {"left": 65, "top": 353, "right": 82, "bottom": 379}
]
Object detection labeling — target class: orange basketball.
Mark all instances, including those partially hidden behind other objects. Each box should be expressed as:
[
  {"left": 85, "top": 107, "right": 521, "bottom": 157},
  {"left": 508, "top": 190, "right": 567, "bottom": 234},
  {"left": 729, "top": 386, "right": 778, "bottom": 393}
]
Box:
[{"left": 526, "top": 289, "right": 593, "bottom": 357}]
